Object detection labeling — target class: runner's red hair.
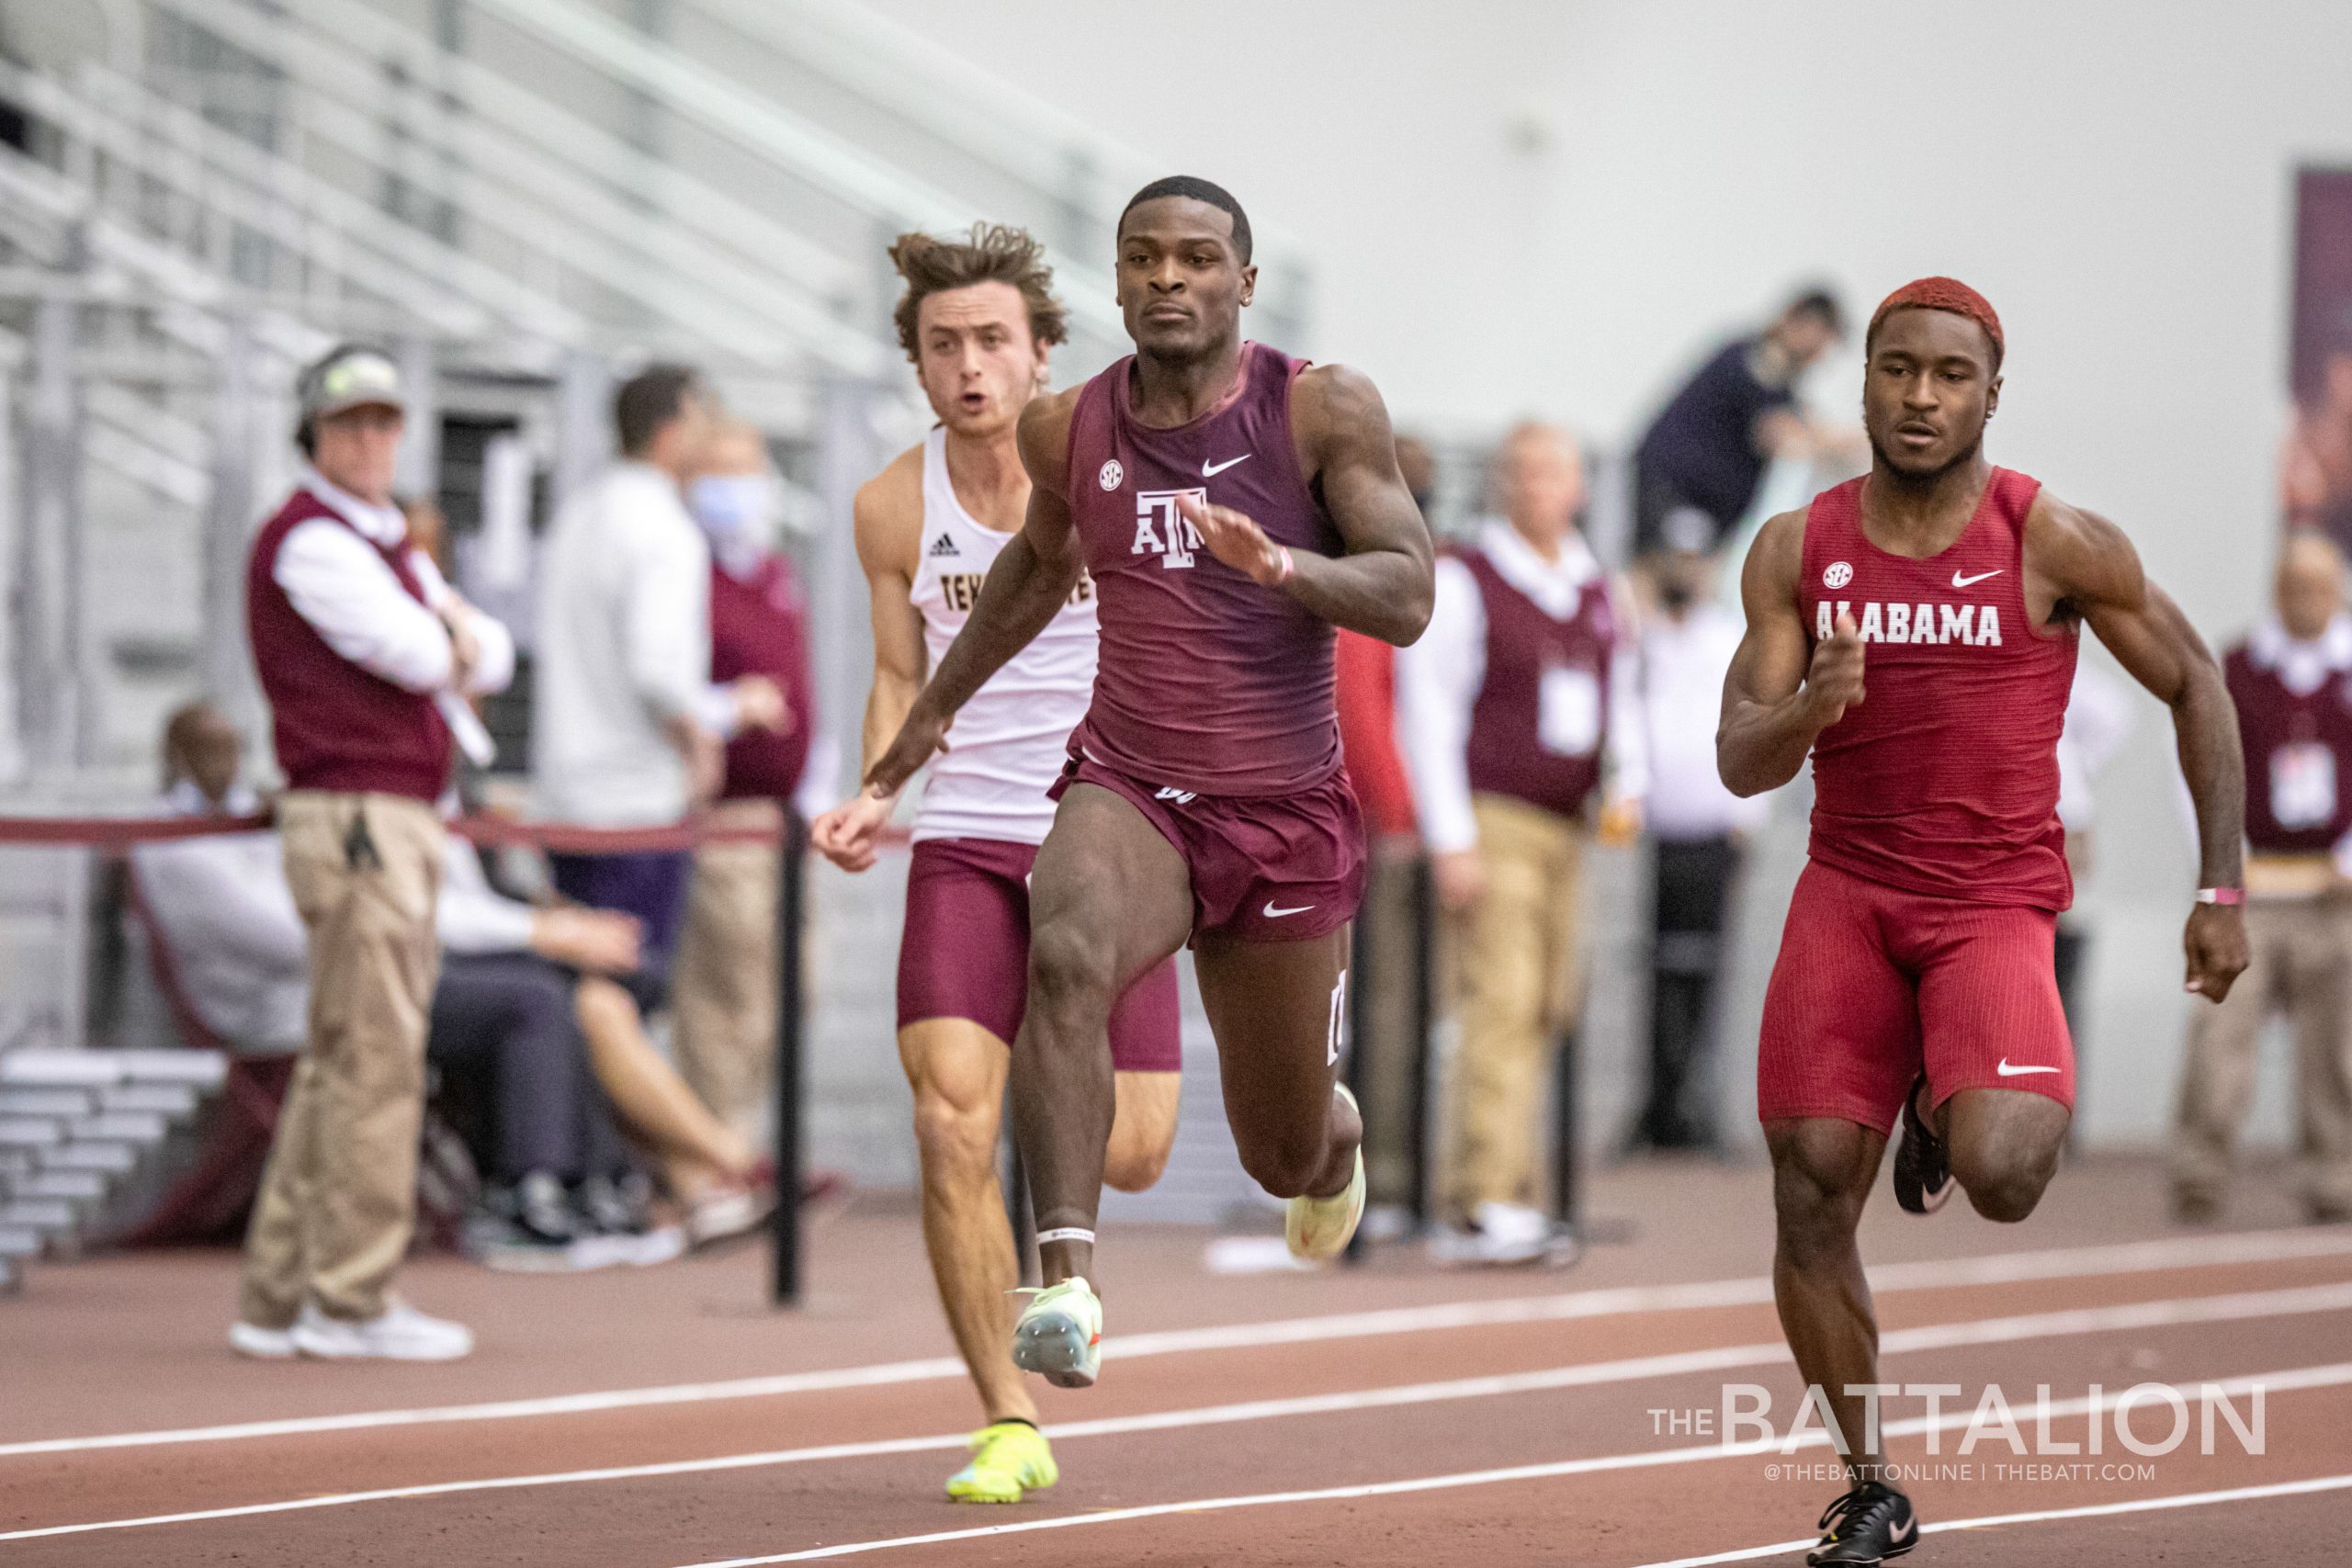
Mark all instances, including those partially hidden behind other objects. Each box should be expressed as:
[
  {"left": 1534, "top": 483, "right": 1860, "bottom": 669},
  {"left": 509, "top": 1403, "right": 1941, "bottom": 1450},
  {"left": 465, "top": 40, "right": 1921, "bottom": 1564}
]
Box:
[{"left": 1867, "top": 277, "right": 2004, "bottom": 370}]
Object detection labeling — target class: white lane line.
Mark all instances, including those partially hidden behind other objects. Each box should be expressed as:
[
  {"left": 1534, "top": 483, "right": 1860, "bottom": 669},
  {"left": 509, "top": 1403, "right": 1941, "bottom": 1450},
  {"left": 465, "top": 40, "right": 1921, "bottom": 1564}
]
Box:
[
  {"left": 8, "top": 1286, "right": 2350, "bottom": 1545},
  {"left": 667, "top": 1369, "right": 2352, "bottom": 1565},
  {"left": 1625, "top": 1472, "right": 2352, "bottom": 1568},
  {"left": 7, "top": 1224, "right": 2348, "bottom": 1461}
]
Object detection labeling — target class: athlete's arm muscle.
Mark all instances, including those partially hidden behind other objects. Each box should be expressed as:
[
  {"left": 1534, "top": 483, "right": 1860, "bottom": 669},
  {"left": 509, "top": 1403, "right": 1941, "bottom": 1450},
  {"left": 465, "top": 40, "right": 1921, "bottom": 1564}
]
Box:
[
  {"left": 2030, "top": 495, "right": 2247, "bottom": 1000},
  {"left": 853, "top": 459, "right": 928, "bottom": 776},
  {"left": 866, "top": 390, "right": 1086, "bottom": 797},
  {"left": 1717, "top": 510, "right": 1863, "bottom": 797},
  {"left": 809, "top": 456, "right": 926, "bottom": 871},
  {"left": 1182, "top": 365, "right": 1434, "bottom": 646}
]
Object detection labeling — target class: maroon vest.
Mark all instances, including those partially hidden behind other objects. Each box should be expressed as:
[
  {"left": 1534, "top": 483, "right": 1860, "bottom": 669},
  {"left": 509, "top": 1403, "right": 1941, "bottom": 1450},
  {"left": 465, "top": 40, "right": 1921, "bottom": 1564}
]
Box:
[
  {"left": 2225, "top": 639, "right": 2352, "bottom": 854},
  {"left": 711, "top": 554, "right": 816, "bottom": 802},
  {"left": 1065, "top": 342, "right": 1345, "bottom": 796},
  {"left": 1460, "top": 545, "right": 1615, "bottom": 819},
  {"left": 245, "top": 490, "right": 451, "bottom": 800}
]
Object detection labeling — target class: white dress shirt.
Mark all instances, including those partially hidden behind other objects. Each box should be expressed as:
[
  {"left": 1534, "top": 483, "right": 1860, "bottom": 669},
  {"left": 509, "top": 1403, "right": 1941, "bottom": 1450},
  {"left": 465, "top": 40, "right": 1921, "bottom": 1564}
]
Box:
[
  {"left": 274, "top": 468, "right": 514, "bottom": 698},
  {"left": 531, "top": 460, "right": 719, "bottom": 826},
  {"left": 131, "top": 785, "right": 309, "bottom": 1055},
  {"left": 1639, "top": 602, "right": 1770, "bottom": 842},
  {"left": 1395, "top": 520, "right": 1648, "bottom": 854}
]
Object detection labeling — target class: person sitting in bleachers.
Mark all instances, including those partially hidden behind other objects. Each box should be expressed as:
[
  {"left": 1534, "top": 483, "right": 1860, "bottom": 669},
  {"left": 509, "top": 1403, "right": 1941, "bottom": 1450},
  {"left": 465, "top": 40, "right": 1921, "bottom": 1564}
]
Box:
[{"left": 133, "top": 704, "right": 774, "bottom": 1269}]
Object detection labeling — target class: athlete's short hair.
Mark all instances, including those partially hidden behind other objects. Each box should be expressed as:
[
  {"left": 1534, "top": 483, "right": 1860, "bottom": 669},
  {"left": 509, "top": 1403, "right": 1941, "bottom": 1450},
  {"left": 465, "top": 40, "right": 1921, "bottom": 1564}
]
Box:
[
  {"left": 1783, "top": 288, "right": 1844, "bottom": 335},
  {"left": 614, "top": 364, "right": 707, "bottom": 457},
  {"left": 1119, "top": 175, "right": 1252, "bottom": 265},
  {"left": 1866, "top": 276, "right": 2005, "bottom": 372},
  {"left": 888, "top": 223, "right": 1069, "bottom": 363}
]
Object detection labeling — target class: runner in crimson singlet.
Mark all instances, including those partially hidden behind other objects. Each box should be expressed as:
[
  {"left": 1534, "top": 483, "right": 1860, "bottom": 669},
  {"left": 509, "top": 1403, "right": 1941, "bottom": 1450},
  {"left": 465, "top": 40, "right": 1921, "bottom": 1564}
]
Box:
[
  {"left": 1718, "top": 277, "right": 2250, "bottom": 1565},
  {"left": 868, "top": 177, "right": 1433, "bottom": 1390}
]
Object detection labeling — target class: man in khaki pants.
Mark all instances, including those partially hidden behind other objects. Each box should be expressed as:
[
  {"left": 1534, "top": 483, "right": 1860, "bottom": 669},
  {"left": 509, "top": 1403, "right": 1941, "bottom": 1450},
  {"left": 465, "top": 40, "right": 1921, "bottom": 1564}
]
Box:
[
  {"left": 1398, "top": 424, "right": 1645, "bottom": 1262},
  {"left": 2173, "top": 533, "right": 2352, "bottom": 1224},
  {"left": 234, "top": 345, "right": 512, "bottom": 1360}
]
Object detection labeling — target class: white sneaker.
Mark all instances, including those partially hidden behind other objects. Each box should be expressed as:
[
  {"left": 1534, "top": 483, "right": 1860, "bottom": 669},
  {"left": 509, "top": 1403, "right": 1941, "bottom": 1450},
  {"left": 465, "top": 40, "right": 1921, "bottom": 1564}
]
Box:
[
  {"left": 291, "top": 1299, "right": 473, "bottom": 1361},
  {"left": 1012, "top": 1276, "right": 1103, "bottom": 1389},
  {"left": 1430, "top": 1201, "right": 1553, "bottom": 1267},
  {"left": 229, "top": 1320, "right": 297, "bottom": 1359},
  {"left": 1284, "top": 1085, "right": 1367, "bottom": 1263}
]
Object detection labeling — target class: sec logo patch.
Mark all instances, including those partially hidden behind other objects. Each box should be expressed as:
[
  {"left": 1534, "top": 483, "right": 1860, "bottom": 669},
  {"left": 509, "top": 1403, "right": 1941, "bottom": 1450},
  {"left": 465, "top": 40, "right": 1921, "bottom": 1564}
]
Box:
[
  {"left": 1823, "top": 560, "right": 1853, "bottom": 590},
  {"left": 1099, "top": 459, "right": 1125, "bottom": 491}
]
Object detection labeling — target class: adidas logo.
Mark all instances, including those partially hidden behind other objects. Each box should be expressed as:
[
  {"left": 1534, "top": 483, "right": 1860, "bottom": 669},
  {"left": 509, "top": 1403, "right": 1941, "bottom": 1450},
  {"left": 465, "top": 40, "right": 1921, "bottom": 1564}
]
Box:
[{"left": 927, "top": 533, "right": 959, "bottom": 558}]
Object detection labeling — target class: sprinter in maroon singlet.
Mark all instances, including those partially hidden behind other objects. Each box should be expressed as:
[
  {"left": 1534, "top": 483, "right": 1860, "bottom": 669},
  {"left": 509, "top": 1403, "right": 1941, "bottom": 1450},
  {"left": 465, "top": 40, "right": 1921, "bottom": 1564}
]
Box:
[
  {"left": 1719, "top": 278, "right": 2249, "bottom": 1565},
  {"left": 869, "top": 177, "right": 1432, "bottom": 1388}
]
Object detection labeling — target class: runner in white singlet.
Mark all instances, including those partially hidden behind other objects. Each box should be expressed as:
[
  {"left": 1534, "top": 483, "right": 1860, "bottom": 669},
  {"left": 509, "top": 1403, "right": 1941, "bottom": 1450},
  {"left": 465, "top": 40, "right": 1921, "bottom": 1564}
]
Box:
[{"left": 907, "top": 424, "right": 1097, "bottom": 847}]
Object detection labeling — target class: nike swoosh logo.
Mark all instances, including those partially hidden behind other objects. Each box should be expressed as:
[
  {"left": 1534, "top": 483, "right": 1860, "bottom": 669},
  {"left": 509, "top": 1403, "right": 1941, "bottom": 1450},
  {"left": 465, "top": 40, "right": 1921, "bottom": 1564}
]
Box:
[
  {"left": 1997, "top": 1059, "right": 2061, "bottom": 1076},
  {"left": 1951, "top": 569, "right": 2003, "bottom": 588},
  {"left": 1203, "top": 455, "right": 1252, "bottom": 477},
  {"left": 1262, "top": 900, "right": 1315, "bottom": 918}
]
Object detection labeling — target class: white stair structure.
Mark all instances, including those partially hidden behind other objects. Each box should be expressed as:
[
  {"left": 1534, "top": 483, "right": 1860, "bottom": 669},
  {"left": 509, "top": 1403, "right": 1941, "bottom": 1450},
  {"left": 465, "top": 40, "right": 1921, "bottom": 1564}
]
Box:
[{"left": 0, "top": 1047, "right": 228, "bottom": 1291}]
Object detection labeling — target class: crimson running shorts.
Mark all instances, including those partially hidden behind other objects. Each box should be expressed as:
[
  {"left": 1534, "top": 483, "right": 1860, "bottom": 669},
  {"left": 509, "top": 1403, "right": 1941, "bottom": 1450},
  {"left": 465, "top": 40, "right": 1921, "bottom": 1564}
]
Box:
[
  {"left": 1758, "top": 859, "right": 2075, "bottom": 1133},
  {"left": 896, "top": 836, "right": 1182, "bottom": 1073},
  {"left": 1051, "top": 754, "right": 1369, "bottom": 944}
]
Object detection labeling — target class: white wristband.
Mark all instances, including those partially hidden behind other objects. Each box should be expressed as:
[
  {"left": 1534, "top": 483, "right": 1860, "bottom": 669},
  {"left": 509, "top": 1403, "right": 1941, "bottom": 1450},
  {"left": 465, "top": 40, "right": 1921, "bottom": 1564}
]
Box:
[{"left": 1035, "top": 1226, "right": 1095, "bottom": 1247}]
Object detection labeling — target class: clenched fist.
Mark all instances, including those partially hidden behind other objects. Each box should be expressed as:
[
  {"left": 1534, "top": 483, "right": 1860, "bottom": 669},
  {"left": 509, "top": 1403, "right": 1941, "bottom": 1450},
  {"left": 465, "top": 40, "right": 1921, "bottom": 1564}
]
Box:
[{"left": 1803, "top": 609, "right": 1866, "bottom": 728}]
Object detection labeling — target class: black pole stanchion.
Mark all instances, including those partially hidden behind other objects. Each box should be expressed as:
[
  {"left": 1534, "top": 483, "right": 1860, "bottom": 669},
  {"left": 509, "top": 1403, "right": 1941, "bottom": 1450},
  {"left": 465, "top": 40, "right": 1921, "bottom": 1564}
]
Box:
[
  {"left": 1552, "top": 1026, "right": 1582, "bottom": 1237},
  {"left": 1004, "top": 1090, "right": 1038, "bottom": 1289},
  {"left": 769, "top": 813, "right": 808, "bottom": 1308},
  {"left": 1407, "top": 855, "right": 1436, "bottom": 1227}
]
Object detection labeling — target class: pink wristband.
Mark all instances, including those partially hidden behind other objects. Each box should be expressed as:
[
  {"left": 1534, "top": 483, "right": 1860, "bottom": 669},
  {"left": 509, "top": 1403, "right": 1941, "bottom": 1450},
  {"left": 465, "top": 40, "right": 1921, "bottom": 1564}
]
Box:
[
  {"left": 2196, "top": 887, "right": 2244, "bottom": 906},
  {"left": 1273, "top": 545, "right": 1295, "bottom": 586}
]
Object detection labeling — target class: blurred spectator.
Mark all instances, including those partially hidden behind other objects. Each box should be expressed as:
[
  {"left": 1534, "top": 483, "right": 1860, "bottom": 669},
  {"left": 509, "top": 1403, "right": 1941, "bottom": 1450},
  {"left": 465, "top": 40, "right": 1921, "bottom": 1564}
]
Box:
[
  {"left": 2052, "top": 661, "right": 2135, "bottom": 1042},
  {"left": 531, "top": 366, "right": 785, "bottom": 1014},
  {"left": 1398, "top": 423, "right": 1645, "bottom": 1263},
  {"left": 1336, "top": 434, "right": 1437, "bottom": 1224},
  {"left": 2172, "top": 533, "right": 2352, "bottom": 1224},
  {"left": 672, "top": 420, "right": 817, "bottom": 1144},
  {"left": 2282, "top": 347, "right": 2352, "bottom": 550},
  {"left": 1633, "top": 289, "right": 1846, "bottom": 558},
  {"left": 237, "top": 344, "right": 511, "bottom": 1361},
  {"left": 135, "top": 704, "right": 772, "bottom": 1269},
  {"left": 1628, "top": 526, "right": 1767, "bottom": 1153}
]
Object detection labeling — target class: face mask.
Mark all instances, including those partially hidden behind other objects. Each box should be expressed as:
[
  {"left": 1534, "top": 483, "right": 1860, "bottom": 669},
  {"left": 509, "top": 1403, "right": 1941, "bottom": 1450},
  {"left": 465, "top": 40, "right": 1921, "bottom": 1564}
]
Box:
[{"left": 689, "top": 473, "right": 776, "bottom": 553}]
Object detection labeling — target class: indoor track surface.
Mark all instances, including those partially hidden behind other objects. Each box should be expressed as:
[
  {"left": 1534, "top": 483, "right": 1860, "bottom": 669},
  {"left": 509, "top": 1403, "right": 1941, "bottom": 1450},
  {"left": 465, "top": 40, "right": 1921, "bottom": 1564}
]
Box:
[{"left": 4, "top": 1158, "right": 2346, "bottom": 1566}]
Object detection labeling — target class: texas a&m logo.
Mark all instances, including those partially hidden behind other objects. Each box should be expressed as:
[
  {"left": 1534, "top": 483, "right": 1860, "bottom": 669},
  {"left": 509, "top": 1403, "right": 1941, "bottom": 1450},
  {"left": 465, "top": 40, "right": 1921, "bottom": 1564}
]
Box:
[{"left": 1132, "top": 488, "right": 1207, "bottom": 570}]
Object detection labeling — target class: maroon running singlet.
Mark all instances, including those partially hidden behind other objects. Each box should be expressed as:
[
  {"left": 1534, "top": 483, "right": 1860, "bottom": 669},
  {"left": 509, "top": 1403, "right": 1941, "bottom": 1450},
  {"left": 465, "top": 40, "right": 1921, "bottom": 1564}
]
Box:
[
  {"left": 1758, "top": 468, "right": 2081, "bottom": 1131},
  {"left": 1055, "top": 343, "right": 1367, "bottom": 942}
]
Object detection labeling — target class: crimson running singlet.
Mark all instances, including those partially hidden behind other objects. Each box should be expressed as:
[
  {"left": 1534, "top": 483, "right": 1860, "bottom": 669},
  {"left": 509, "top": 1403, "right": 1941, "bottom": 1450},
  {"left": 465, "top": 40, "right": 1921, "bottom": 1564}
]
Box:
[
  {"left": 1065, "top": 343, "right": 1345, "bottom": 796},
  {"left": 1797, "top": 468, "right": 2078, "bottom": 910}
]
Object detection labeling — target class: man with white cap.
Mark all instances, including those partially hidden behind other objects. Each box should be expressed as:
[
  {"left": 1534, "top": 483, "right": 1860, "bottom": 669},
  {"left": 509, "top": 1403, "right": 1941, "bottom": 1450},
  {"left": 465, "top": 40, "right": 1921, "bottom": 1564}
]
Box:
[{"left": 235, "top": 344, "right": 513, "bottom": 1361}]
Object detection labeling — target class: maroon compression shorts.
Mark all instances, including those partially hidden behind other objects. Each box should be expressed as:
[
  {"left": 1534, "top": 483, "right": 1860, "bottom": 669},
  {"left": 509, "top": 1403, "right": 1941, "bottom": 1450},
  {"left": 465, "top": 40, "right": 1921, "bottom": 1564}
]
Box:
[{"left": 896, "top": 836, "right": 1182, "bottom": 1072}]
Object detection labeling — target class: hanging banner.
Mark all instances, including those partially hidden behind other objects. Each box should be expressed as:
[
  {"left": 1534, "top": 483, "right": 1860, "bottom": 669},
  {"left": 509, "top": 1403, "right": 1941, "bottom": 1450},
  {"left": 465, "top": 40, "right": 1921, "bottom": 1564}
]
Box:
[{"left": 2283, "top": 168, "right": 2352, "bottom": 547}]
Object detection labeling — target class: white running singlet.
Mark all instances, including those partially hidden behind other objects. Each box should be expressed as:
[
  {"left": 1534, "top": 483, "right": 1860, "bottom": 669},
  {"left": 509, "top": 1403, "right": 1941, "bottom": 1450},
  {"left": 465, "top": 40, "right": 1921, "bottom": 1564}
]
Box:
[{"left": 907, "top": 425, "right": 1099, "bottom": 846}]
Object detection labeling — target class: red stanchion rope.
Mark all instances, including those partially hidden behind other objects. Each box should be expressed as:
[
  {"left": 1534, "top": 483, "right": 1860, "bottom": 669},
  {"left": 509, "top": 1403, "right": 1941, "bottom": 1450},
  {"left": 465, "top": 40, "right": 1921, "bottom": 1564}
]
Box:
[{"left": 0, "top": 811, "right": 786, "bottom": 852}]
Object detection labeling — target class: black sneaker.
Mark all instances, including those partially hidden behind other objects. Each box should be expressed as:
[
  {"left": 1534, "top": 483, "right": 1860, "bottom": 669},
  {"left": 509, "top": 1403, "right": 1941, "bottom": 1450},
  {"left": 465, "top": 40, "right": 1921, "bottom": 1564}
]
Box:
[
  {"left": 1892, "top": 1076, "right": 1952, "bottom": 1215},
  {"left": 469, "top": 1172, "right": 589, "bottom": 1272},
  {"left": 572, "top": 1174, "right": 684, "bottom": 1268},
  {"left": 1806, "top": 1481, "right": 1918, "bottom": 1565}
]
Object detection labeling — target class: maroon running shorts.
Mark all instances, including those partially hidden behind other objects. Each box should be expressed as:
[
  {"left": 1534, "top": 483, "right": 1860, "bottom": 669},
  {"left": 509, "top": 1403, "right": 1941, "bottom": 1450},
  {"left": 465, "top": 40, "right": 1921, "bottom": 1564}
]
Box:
[
  {"left": 1050, "top": 754, "right": 1368, "bottom": 944},
  {"left": 1758, "top": 859, "right": 2075, "bottom": 1134},
  {"left": 896, "top": 836, "right": 1182, "bottom": 1072}
]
